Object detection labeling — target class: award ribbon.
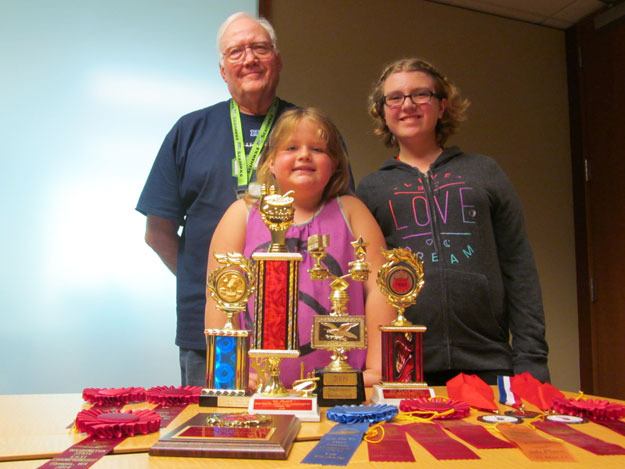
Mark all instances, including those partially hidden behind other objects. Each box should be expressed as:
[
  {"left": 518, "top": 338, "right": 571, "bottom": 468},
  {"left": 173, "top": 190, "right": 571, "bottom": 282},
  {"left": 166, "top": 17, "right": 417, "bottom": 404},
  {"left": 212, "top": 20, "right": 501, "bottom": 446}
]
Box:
[
  {"left": 496, "top": 422, "right": 575, "bottom": 462},
  {"left": 398, "top": 397, "right": 470, "bottom": 420},
  {"left": 552, "top": 395, "right": 625, "bottom": 421},
  {"left": 82, "top": 387, "right": 146, "bottom": 409},
  {"left": 41, "top": 409, "right": 161, "bottom": 468},
  {"left": 145, "top": 385, "right": 202, "bottom": 427},
  {"left": 446, "top": 373, "right": 498, "bottom": 412},
  {"left": 404, "top": 422, "right": 480, "bottom": 460},
  {"left": 533, "top": 420, "right": 625, "bottom": 455},
  {"left": 497, "top": 375, "right": 521, "bottom": 407},
  {"left": 438, "top": 420, "right": 515, "bottom": 449},
  {"left": 302, "top": 422, "right": 369, "bottom": 466},
  {"left": 366, "top": 423, "right": 415, "bottom": 462},
  {"left": 594, "top": 419, "right": 625, "bottom": 437},
  {"left": 38, "top": 436, "right": 124, "bottom": 469},
  {"left": 230, "top": 98, "right": 279, "bottom": 188},
  {"left": 510, "top": 372, "right": 564, "bottom": 411}
]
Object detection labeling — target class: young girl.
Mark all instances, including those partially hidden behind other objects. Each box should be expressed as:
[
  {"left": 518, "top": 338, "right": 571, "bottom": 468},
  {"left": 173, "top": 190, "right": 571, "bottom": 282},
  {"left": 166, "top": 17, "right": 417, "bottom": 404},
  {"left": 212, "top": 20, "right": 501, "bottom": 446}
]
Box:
[
  {"left": 357, "top": 58, "right": 550, "bottom": 385},
  {"left": 205, "top": 107, "right": 395, "bottom": 388}
]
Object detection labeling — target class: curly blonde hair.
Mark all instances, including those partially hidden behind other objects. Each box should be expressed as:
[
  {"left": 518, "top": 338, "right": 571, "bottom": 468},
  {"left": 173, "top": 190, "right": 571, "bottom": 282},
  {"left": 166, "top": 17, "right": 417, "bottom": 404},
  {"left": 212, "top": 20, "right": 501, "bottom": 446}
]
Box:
[
  {"left": 369, "top": 58, "right": 469, "bottom": 147},
  {"left": 254, "top": 108, "right": 350, "bottom": 202}
]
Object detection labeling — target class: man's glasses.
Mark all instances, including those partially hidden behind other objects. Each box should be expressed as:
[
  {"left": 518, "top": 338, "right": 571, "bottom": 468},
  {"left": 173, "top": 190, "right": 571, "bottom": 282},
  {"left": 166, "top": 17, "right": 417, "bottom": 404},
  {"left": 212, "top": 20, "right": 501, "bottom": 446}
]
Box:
[
  {"left": 223, "top": 42, "right": 274, "bottom": 63},
  {"left": 383, "top": 90, "right": 441, "bottom": 109}
]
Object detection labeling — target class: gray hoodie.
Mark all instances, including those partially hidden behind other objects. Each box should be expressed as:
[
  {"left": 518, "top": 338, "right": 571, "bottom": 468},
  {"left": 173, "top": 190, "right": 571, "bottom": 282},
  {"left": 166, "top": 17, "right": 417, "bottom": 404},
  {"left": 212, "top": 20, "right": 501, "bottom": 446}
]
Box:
[{"left": 357, "top": 146, "right": 550, "bottom": 382}]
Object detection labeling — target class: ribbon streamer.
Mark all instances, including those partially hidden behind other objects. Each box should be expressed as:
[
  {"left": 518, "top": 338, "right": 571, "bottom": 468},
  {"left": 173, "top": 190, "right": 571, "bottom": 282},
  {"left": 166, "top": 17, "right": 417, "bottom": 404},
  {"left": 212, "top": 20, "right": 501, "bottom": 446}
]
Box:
[
  {"left": 496, "top": 422, "right": 575, "bottom": 462},
  {"left": 367, "top": 424, "right": 415, "bottom": 462},
  {"left": 438, "top": 420, "right": 515, "bottom": 449},
  {"left": 533, "top": 420, "right": 625, "bottom": 455},
  {"left": 404, "top": 422, "right": 480, "bottom": 460},
  {"left": 302, "top": 422, "right": 369, "bottom": 466}
]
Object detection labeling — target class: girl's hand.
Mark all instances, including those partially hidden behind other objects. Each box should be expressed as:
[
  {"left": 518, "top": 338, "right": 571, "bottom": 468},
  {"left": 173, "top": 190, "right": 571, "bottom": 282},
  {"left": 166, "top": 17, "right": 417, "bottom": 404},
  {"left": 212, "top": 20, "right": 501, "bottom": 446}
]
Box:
[{"left": 247, "top": 370, "right": 259, "bottom": 393}]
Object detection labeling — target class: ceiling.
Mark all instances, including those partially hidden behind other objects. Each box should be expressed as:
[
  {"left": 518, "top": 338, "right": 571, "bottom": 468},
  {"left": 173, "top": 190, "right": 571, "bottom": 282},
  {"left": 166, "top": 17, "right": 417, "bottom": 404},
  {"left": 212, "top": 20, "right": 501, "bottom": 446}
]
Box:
[{"left": 429, "top": 0, "right": 613, "bottom": 29}]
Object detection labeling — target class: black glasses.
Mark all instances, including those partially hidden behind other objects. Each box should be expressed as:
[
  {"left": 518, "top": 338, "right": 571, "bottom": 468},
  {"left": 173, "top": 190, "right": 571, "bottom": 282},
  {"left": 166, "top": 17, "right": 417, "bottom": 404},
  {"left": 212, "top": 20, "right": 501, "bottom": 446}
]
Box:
[
  {"left": 223, "top": 42, "right": 274, "bottom": 63},
  {"left": 383, "top": 90, "right": 441, "bottom": 109}
]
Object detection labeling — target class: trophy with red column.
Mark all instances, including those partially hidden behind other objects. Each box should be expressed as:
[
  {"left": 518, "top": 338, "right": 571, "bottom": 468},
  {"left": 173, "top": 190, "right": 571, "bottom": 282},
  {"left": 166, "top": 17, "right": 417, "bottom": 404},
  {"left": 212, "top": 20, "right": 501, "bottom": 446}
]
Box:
[
  {"left": 247, "top": 186, "right": 320, "bottom": 421},
  {"left": 372, "top": 247, "right": 434, "bottom": 405}
]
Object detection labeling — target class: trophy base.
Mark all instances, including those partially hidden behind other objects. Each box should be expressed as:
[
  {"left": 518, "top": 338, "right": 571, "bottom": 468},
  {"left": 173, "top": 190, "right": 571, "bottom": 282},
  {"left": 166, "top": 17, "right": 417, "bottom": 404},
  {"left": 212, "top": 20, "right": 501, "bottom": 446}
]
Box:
[
  {"left": 315, "top": 368, "right": 365, "bottom": 406},
  {"left": 199, "top": 389, "right": 250, "bottom": 408},
  {"left": 371, "top": 382, "right": 435, "bottom": 406},
  {"left": 248, "top": 394, "right": 320, "bottom": 422},
  {"left": 150, "top": 412, "right": 300, "bottom": 460}
]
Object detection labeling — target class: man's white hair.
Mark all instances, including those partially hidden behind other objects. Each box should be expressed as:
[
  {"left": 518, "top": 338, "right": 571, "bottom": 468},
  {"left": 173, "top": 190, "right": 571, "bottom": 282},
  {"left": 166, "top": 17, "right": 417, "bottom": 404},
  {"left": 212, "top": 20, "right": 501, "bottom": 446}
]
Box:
[{"left": 216, "top": 12, "right": 278, "bottom": 65}]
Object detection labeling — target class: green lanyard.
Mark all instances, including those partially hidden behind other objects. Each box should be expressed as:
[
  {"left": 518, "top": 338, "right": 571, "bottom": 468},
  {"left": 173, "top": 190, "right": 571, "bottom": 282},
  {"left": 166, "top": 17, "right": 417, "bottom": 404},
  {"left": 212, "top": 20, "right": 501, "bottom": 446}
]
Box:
[{"left": 230, "top": 98, "right": 279, "bottom": 188}]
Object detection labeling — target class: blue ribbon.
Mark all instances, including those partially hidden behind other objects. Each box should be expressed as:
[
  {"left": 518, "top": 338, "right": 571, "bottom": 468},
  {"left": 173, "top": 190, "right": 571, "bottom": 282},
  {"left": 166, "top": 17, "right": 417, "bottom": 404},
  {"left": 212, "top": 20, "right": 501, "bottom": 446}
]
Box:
[{"left": 302, "top": 422, "right": 369, "bottom": 466}]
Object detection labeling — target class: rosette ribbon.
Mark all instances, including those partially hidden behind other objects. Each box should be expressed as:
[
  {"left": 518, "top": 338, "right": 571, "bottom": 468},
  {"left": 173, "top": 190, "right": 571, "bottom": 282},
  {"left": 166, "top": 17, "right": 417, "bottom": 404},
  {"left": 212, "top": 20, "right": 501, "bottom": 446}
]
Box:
[
  {"left": 304, "top": 405, "right": 397, "bottom": 466},
  {"left": 146, "top": 385, "right": 202, "bottom": 406},
  {"left": 39, "top": 409, "right": 161, "bottom": 468},
  {"left": 82, "top": 387, "right": 146, "bottom": 408},
  {"left": 145, "top": 385, "right": 202, "bottom": 427},
  {"left": 551, "top": 396, "right": 625, "bottom": 421},
  {"left": 75, "top": 408, "right": 161, "bottom": 439},
  {"left": 398, "top": 397, "right": 470, "bottom": 421},
  {"left": 326, "top": 404, "right": 398, "bottom": 424}
]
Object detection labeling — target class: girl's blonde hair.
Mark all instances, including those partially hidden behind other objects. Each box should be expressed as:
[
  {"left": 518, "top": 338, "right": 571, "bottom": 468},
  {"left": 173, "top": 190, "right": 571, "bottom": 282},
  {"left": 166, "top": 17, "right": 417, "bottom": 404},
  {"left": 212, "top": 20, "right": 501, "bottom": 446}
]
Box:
[
  {"left": 369, "top": 57, "right": 470, "bottom": 147},
  {"left": 254, "top": 107, "right": 350, "bottom": 202}
]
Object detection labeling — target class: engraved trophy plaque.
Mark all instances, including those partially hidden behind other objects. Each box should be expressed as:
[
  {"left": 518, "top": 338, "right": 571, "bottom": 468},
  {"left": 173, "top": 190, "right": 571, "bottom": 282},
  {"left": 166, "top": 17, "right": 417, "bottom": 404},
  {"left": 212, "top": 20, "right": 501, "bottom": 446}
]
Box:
[
  {"left": 201, "top": 253, "right": 255, "bottom": 408},
  {"left": 307, "top": 234, "right": 369, "bottom": 406},
  {"left": 372, "top": 247, "right": 434, "bottom": 405},
  {"left": 247, "top": 186, "right": 320, "bottom": 421}
]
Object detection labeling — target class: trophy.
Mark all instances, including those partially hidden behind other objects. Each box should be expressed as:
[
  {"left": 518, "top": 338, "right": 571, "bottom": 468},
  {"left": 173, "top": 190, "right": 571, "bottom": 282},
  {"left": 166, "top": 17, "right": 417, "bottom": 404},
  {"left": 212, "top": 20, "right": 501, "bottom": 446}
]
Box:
[
  {"left": 247, "top": 186, "right": 320, "bottom": 421},
  {"left": 201, "top": 252, "right": 255, "bottom": 408},
  {"left": 371, "top": 247, "right": 434, "bottom": 405},
  {"left": 307, "top": 234, "right": 369, "bottom": 406}
]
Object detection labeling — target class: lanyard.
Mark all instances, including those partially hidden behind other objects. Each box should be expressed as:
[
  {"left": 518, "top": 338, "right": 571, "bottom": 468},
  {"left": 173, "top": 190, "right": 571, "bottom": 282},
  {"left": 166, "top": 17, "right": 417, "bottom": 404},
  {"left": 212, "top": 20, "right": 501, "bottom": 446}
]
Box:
[{"left": 230, "top": 98, "right": 279, "bottom": 187}]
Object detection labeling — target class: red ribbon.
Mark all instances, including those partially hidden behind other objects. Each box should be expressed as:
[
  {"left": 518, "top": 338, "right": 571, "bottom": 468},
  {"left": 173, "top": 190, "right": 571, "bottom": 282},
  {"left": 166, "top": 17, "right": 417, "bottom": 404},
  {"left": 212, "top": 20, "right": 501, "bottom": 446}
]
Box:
[
  {"left": 82, "top": 387, "right": 146, "bottom": 407},
  {"left": 438, "top": 420, "right": 515, "bottom": 449},
  {"left": 367, "top": 424, "right": 415, "bottom": 462},
  {"left": 404, "top": 422, "right": 480, "bottom": 460},
  {"left": 145, "top": 385, "right": 202, "bottom": 406},
  {"left": 75, "top": 408, "right": 161, "bottom": 439},
  {"left": 552, "top": 397, "right": 625, "bottom": 421},
  {"left": 38, "top": 436, "right": 123, "bottom": 469},
  {"left": 510, "top": 372, "right": 564, "bottom": 411},
  {"left": 534, "top": 420, "right": 625, "bottom": 455},
  {"left": 399, "top": 397, "right": 470, "bottom": 419},
  {"left": 446, "top": 373, "right": 497, "bottom": 411}
]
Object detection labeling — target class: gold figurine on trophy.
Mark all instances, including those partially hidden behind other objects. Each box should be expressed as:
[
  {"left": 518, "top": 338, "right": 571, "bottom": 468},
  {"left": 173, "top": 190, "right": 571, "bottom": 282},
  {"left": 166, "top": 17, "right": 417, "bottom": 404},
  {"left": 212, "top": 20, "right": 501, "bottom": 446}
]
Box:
[{"left": 307, "top": 234, "right": 369, "bottom": 405}]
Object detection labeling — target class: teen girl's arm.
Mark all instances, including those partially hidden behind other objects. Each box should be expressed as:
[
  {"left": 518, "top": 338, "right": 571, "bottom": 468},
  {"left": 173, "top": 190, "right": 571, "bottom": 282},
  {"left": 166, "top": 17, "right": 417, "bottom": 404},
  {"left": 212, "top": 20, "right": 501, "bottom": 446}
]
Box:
[
  {"left": 204, "top": 199, "right": 249, "bottom": 329},
  {"left": 341, "top": 195, "right": 396, "bottom": 387}
]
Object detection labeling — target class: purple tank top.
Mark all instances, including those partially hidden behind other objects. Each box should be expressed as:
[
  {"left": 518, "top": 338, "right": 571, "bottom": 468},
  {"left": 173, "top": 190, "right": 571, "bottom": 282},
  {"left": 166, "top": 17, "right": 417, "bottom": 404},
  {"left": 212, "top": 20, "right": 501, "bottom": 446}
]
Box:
[{"left": 242, "top": 197, "right": 367, "bottom": 386}]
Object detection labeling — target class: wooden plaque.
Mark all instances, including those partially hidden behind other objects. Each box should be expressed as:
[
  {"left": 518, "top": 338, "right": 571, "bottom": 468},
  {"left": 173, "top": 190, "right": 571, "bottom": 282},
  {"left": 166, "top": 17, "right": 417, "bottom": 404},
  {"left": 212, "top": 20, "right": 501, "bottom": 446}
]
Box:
[{"left": 149, "top": 412, "right": 300, "bottom": 460}]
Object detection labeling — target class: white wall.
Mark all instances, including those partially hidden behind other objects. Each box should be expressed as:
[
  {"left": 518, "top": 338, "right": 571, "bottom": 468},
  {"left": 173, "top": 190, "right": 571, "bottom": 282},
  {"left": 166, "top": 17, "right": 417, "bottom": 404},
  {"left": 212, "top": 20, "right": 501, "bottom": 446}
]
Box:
[{"left": 0, "top": 0, "right": 255, "bottom": 394}]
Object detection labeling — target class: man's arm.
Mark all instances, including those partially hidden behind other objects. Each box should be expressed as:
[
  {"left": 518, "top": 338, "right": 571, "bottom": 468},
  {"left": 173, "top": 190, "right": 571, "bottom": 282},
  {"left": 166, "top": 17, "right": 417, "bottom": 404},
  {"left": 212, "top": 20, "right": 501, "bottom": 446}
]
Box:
[{"left": 145, "top": 215, "right": 180, "bottom": 275}]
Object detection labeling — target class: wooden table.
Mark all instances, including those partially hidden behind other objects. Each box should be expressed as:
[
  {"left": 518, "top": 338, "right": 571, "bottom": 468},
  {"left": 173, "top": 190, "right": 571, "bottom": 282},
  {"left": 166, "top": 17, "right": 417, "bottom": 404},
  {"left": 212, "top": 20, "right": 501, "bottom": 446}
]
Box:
[{"left": 2, "top": 389, "right": 625, "bottom": 468}]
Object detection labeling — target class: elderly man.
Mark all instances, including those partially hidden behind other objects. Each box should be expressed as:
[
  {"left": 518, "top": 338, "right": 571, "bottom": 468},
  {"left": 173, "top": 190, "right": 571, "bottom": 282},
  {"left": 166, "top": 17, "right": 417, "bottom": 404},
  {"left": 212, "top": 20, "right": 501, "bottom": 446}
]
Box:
[{"left": 136, "top": 12, "right": 293, "bottom": 386}]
